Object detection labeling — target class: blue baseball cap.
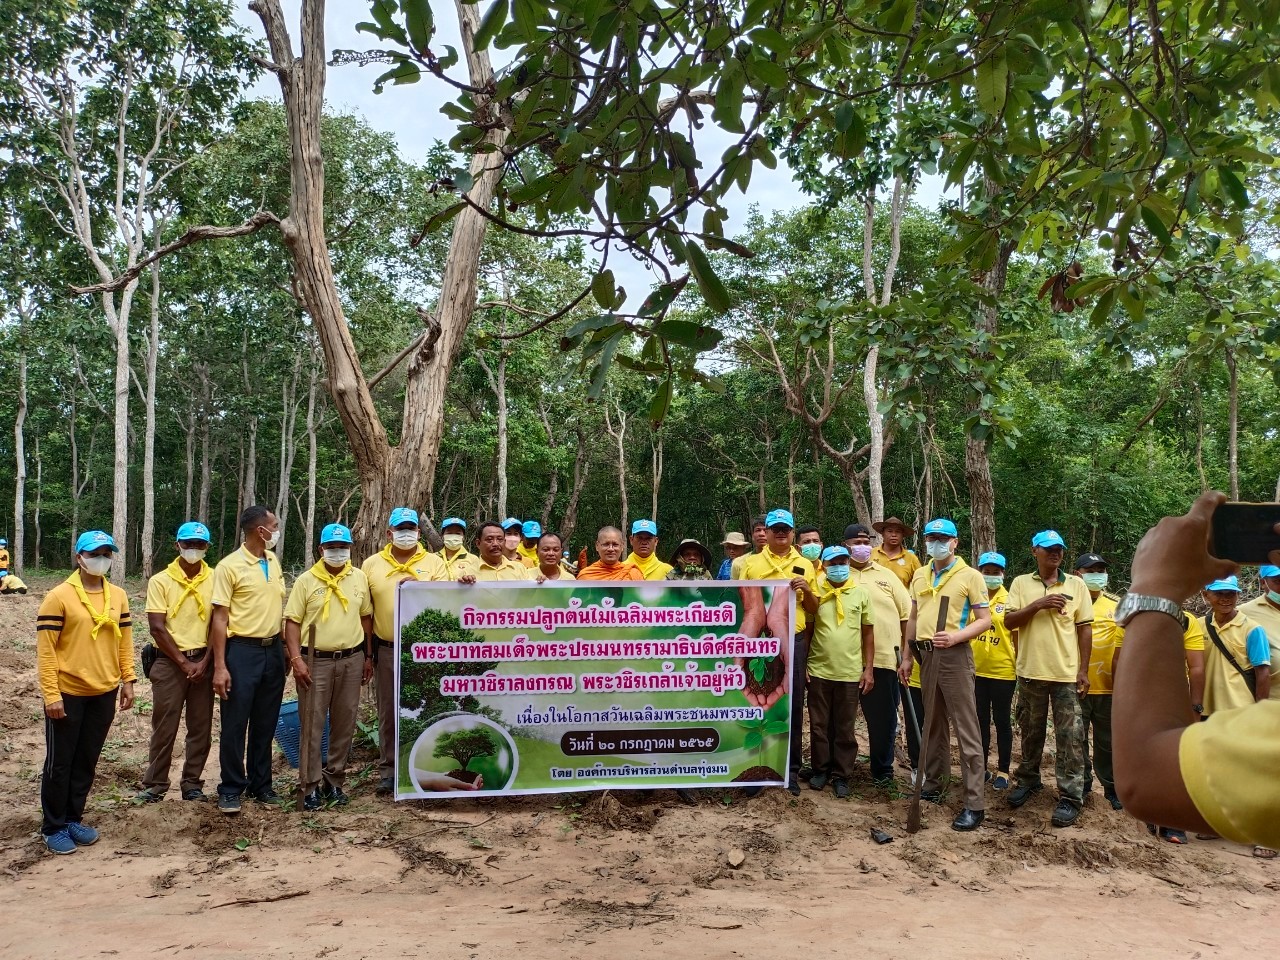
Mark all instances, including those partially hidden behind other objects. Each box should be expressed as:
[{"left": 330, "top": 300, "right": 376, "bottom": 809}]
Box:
[
  {"left": 631, "top": 519, "right": 658, "bottom": 536},
  {"left": 821, "top": 545, "right": 851, "bottom": 563},
  {"left": 1205, "top": 575, "right": 1241, "bottom": 592},
  {"left": 1032, "top": 530, "right": 1066, "bottom": 549},
  {"left": 923, "top": 518, "right": 958, "bottom": 538},
  {"left": 0, "top": 538, "right": 7, "bottom": 547},
  {"left": 501, "top": 517, "right": 523, "bottom": 531},
  {"left": 320, "top": 523, "right": 353, "bottom": 545},
  {"left": 977, "top": 551, "right": 1006, "bottom": 569},
  {"left": 75, "top": 530, "right": 118, "bottom": 554},
  {"left": 441, "top": 516, "right": 467, "bottom": 531},
  {"left": 1260, "top": 565, "right": 1280, "bottom": 579},
  {"left": 388, "top": 507, "right": 419, "bottom": 528},
  {"left": 764, "top": 509, "right": 795, "bottom": 529},
  {"left": 522, "top": 520, "right": 542, "bottom": 538},
  {"left": 176, "top": 521, "right": 211, "bottom": 543}
]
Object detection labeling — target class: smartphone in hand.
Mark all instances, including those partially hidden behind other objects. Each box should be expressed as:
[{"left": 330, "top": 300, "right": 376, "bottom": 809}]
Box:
[{"left": 1211, "top": 501, "right": 1280, "bottom": 564}]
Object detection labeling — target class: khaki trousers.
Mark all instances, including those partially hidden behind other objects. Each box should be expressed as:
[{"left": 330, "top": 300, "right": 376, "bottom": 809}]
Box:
[
  {"left": 298, "top": 651, "right": 365, "bottom": 793},
  {"left": 141, "top": 653, "right": 215, "bottom": 794},
  {"left": 920, "top": 642, "right": 985, "bottom": 810},
  {"left": 374, "top": 641, "right": 396, "bottom": 779}
]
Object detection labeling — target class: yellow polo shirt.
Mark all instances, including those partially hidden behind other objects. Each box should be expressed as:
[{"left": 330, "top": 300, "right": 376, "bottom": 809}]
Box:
[
  {"left": 809, "top": 577, "right": 875, "bottom": 681},
  {"left": 211, "top": 545, "right": 286, "bottom": 639},
  {"left": 36, "top": 573, "right": 136, "bottom": 704},
  {"left": 438, "top": 547, "right": 475, "bottom": 580},
  {"left": 362, "top": 545, "right": 448, "bottom": 641},
  {"left": 1201, "top": 612, "right": 1271, "bottom": 715},
  {"left": 849, "top": 561, "right": 911, "bottom": 670},
  {"left": 145, "top": 563, "right": 214, "bottom": 652},
  {"left": 284, "top": 564, "right": 372, "bottom": 652},
  {"left": 1240, "top": 596, "right": 1280, "bottom": 701},
  {"left": 1005, "top": 571, "right": 1094, "bottom": 682},
  {"left": 1085, "top": 593, "right": 1121, "bottom": 694},
  {"left": 627, "top": 551, "right": 674, "bottom": 580},
  {"left": 517, "top": 543, "right": 539, "bottom": 567},
  {"left": 1181, "top": 700, "right": 1280, "bottom": 849},
  {"left": 973, "top": 585, "right": 1015, "bottom": 681},
  {"left": 740, "top": 547, "right": 818, "bottom": 633},
  {"left": 871, "top": 545, "right": 920, "bottom": 588},
  {"left": 473, "top": 557, "right": 534, "bottom": 581},
  {"left": 909, "top": 556, "right": 989, "bottom": 643}
]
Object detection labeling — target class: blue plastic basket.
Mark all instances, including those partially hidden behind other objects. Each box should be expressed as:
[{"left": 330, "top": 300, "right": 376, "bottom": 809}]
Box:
[{"left": 273, "top": 699, "right": 331, "bottom": 769}]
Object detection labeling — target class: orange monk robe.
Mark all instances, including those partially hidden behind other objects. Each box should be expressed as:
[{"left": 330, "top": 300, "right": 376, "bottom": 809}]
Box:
[{"left": 576, "top": 561, "right": 645, "bottom": 581}]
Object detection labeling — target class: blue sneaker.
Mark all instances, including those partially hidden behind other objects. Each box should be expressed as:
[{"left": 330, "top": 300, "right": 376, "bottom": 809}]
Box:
[
  {"left": 67, "top": 822, "right": 99, "bottom": 846},
  {"left": 44, "top": 830, "right": 78, "bottom": 855}
]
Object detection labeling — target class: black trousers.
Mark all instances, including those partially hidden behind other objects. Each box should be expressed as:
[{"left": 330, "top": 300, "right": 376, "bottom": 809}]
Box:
[
  {"left": 789, "top": 633, "right": 809, "bottom": 774},
  {"left": 218, "top": 640, "right": 286, "bottom": 799},
  {"left": 42, "top": 689, "right": 116, "bottom": 835},
  {"left": 974, "top": 676, "right": 1016, "bottom": 773},
  {"left": 901, "top": 684, "right": 926, "bottom": 769},
  {"left": 861, "top": 667, "right": 900, "bottom": 780}
]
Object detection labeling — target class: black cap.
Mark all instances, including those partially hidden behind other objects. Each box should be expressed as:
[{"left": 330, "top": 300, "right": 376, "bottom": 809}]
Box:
[
  {"left": 1074, "top": 552, "right": 1107, "bottom": 570},
  {"left": 844, "top": 523, "right": 872, "bottom": 540}
]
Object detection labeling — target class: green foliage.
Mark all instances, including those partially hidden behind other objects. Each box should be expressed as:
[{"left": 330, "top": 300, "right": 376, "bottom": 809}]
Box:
[{"left": 397, "top": 608, "right": 497, "bottom": 744}]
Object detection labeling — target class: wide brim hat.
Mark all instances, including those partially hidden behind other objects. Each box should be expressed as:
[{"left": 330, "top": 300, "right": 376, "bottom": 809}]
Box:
[
  {"left": 872, "top": 516, "right": 914, "bottom": 536},
  {"left": 670, "top": 538, "right": 713, "bottom": 569}
]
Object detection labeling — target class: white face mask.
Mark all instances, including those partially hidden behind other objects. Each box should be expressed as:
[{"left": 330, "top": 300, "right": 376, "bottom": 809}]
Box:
[
  {"left": 442, "top": 534, "right": 464, "bottom": 551},
  {"left": 81, "top": 555, "right": 112, "bottom": 577},
  {"left": 392, "top": 530, "right": 419, "bottom": 550},
  {"left": 179, "top": 548, "right": 207, "bottom": 564},
  {"left": 926, "top": 540, "right": 953, "bottom": 562},
  {"left": 260, "top": 527, "right": 279, "bottom": 550},
  {"left": 1081, "top": 572, "right": 1109, "bottom": 591},
  {"left": 322, "top": 548, "right": 350, "bottom": 566}
]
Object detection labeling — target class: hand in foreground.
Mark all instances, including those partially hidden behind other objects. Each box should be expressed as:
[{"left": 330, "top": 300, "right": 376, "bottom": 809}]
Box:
[
  {"left": 1129, "top": 491, "right": 1239, "bottom": 603},
  {"left": 415, "top": 771, "right": 484, "bottom": 792},
  {"left": 119, "top": 681, "right": 135, "bottom": 711},
  {"left": 45, "top": 700, "right": 66, "bottom": 720},
  {"left": 213, "top": 665, "right": 232, "bottom": 699}
]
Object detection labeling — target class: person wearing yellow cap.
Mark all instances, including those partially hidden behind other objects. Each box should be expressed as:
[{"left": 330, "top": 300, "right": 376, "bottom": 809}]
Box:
[
  {"left": 1003, "top": 530, "right": 1093, "bottom": 828},
  {"left": 437, "top": 517, "right": 475, "bottom": 579},
  {"left": 136, "top": 522, "right": 216, "bottom": 804},
  {"left": 362, "top": 507, "right": 448, "bottom": 796},
  {"left": 36, "top": 530, "right": 136, "bottom": 854},
  {"left": 626, "top": 519, "right": 673, "bottom": 580},
  {"left": 284, "top": 523, "right": 374, "bottom": 810}
]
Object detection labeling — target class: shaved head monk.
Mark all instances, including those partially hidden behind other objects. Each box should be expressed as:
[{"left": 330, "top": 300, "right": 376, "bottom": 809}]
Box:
[{"left": 577, "top": 527, "right": 644, "bottom": 581}]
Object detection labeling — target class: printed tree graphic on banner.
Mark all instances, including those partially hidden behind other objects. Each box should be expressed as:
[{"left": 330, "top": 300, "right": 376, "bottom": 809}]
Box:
[{"left": 433, "top": 729, "right": 497, "bottom": 773}]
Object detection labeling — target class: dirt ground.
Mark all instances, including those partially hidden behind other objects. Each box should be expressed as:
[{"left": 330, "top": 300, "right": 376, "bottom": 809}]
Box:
[{"left": 1, "top": 575, "right": 1276, "bottom": 960}]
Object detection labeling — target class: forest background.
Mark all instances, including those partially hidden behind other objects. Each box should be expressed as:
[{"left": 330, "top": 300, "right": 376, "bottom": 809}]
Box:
[{"left": 0, "top": 0, "right": 1277, "bottom": 585}]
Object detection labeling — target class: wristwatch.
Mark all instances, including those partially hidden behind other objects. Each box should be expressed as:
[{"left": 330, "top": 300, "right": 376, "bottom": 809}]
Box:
[{"left": 1115, "top": 592, "right": 1184, "bottom": 628}]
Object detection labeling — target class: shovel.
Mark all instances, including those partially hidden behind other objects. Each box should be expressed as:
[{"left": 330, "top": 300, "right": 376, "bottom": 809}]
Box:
[
  {"left": 296, "top": 624, "right": 317, "bottom": 812},
  {"left": 907, "top": 596, "right": 948, "bottom": 834}
]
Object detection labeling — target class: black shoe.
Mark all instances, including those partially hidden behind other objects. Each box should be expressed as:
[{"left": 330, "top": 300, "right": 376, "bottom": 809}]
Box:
[
  {"left": 833, "top": 779, "right": 851, "bottom": 799},
  {"left": 919, "top": 789, "right": 944, "bottom": 804},
  {"left": 797, "top": 766, "right": 814, "bottom": 782},
  {"left": 952, "top": 809, "right": 985, "bottom": 831},
  {"left": 676, "top": 789, "right": 698, "bottom": 805},
  {"left": 375, "top": 777, "right": 395, "bottom": 796},
  {"left": 740, "top": 786, "right": 764, "bottom": 798},
  {"left": 250, "top": 789, "right": 281, "bottom": 805},
  {"left": 218, "top": 794, "right": 241, "bottom": 815},
  {"left": 787, "top": 780, "right": 802, "bottom": 796},
  {"left": 323, "top": 787, "right": 350, "bottom": 807},
  {"left": 809, "top": 772, "right": 830, "bottom": 791},
  {"left": 1007, "top": 783, "right": 1041, "bottom": 808},
  {"left": 1051, "top": 799, "right": 1081, "bottom": 827},
  {"left": 1105, "top": 793, "right": 1123, "bottom": 811},
  {"left": 182, "top": 789, "right": 206, "bottom": 802},
  {"left": 302, "top": 789, "right": 324, "bottom": 812}
]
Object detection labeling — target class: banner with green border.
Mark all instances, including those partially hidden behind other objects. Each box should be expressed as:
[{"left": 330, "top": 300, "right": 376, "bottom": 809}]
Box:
[{"left": 393, "top": 581, "right": 794, "bottom": 797}]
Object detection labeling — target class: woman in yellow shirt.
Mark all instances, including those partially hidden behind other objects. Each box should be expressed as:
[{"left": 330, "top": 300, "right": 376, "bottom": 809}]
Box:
[{"left": 973, "top": 552, "right": 1015, "bottom": 790}]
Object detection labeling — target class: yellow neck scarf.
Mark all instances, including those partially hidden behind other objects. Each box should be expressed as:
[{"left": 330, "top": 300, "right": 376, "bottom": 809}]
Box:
[
  {"left": 69, "top": 569, "right": 120, "bottom": 642},
  {"left": 380, "top": 543, "right": 426, "bottom": 579},
  {"left": 627, "top": 552, "right": 659, "bottom": 576},
  {"left": 818, "top": 579, "right": 858, "bottom": 626},
  {"left": 758, "top": 547, "right": 800, "bottom": 579},
  {"left": 165, "top": 559, "right": 211, "bottom": 621},
  {"left": 517, "top": 542, "right": 538, "bottom": 562},
  {"left": 311, "top": 560, "right": 352, "bottom": 621}
]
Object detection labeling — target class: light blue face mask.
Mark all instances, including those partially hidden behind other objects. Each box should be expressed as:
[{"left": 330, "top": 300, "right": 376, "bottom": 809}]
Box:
[
  {"left": 925, "top": 540, "right": 952, "bottom": 562},
  {"left": 799, "top": 543, "right": 823, "bottom": 562},
  {"left": 1269, "top": 590, "right": 1280, "bottom": 606},
  {"left": 825, "top": 565, "right": 851, "bottom": 584},
  {"left": 1081, "top": 572, "right": 1109, "bottom": 591},
  {"left": 983, "top": 575, "right": 1004, "bottom": 590}
]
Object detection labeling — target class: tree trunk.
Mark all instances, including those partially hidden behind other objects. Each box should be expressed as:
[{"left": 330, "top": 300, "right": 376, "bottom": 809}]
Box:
[
  {"left": 32, "top": 434, "right": 42, "bottom": 569},
  {"left": 183, "top": 402, "right": 195, "bottom": 519},
  {"left": 197, "top": 363, "right": 212, "bottom": 520},
  {"left": 651, "top": 431, "right": 663, "bottom": 520},
  {"left": 302, "top": 355, "right": 319, "bottom": 567},
  {"left": 275, "top": 350, "right": 302, "bottom": 559},
  {"left": 69, "top": 392, "right": 80, "bottom": 544},
  {"left": 605, "top": 400, "right": 628, "bottom": 531},
  {"left": 141, "top": 256, "right": 161, "bottom": 578},
  {"left": 1226, "top": 345, "right": 1239, "bottom": 500},
  {"left": 561, "top": 425, "right": 590, "bottom": 546},
  {"left": 109, "top": 291, "right": 134, "bottom": 579},
  {"left": 13, "top": 347, "right": 26, "bottom": 574},
  {"left": 476, "top": 347, "right": 508, "bottom": 518},
  {"left": 537, "top": 401, "right": 560, "bottom": 527},
  {"left": 241, "top": 331, "right": 258, "bottom": 511}
]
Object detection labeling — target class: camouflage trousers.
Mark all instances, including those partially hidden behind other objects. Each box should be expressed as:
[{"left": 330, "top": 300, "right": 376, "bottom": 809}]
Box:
[{"left": 1013, "top": 678, "right": 1085, "bottom": 805}]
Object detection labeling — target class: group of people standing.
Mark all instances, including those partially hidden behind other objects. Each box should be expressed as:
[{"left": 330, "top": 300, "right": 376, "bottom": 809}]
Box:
[{"left": 30, "top": 501, "right": 1280, "bottom": 855}]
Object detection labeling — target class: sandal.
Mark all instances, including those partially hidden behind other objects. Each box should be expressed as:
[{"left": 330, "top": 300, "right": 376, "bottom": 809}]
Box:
[
  {"left": 1253, "top": 846, "right": 1278, "bottom": 859},
  {"left": 1159, "top": 827, "right": 1187, "bottom": 844},
  {"left": 1195, "top": 832, "right": 1220, "bottom": 841}
]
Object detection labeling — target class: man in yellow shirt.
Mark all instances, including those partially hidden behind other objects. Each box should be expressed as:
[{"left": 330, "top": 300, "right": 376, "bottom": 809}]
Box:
[
  {"left": 533, "top": 531, "right": 576, "bottom": 581},
  {"left": 1073, "top": 552, "right": 1124, "bottom": 810},
  {"left": 137, "top": 522, "right": 216, "bottom": 804},
  {"left": 437, "top": 516, "right": 474, "bottom": 579},
  {"left": 844, "top": 523, "right": 911, "bottom": 785},
  {"left": 500, "top": 518, "right": 523, "bottom": 563},
  {"left": 518, "top": 521, "right": 542, "bottom": 567},
  {"left": 1112, "top": 491, "right": 1280, "bottom": 852},
  {"left": 459, "top": 522, "right": 536, "bottom": 582},
  {"left": 285, "top": 523, "right": 374, "bottom": 810},
  {"left": 36, "top": 530, "right": 136, "bottom": 854},
  {"left": 362, "top": 507, "right": 448, "bottom": 795},
  {"left": 808, "top": 545, "right": 875, "bottom": 799},
  {"left": 731, "top": 518, "right": 768, "bottom": 580},
  {"left": 1003, "top": 530, "right": 1093, "bottom": 827},
  {"left": 871, "top": 517, "right": 921, "bottom": 588},
  {"left": 897, "top": 518, "right": 991, "bottom": 831},
  {"left": 740, "top": 508, "right": 818, "bottom": 794},
  {"left": 1201, "top": 575, "right": 1272, "bottom": 713},
  {"left": 626, "top": 519, "right": 673, "bottom": 579},
  {"left": 1240, "top": 564, "right": 1280, "bottom": 700},
  {"left": 210, "top": 505, "right": 287, "bottom": 815},
  {"left": 973, "top": 551, "right": 1015, "bottom": 791},
  {"left": 577, "top": 526, "right": 645, "bottom": 580}
]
